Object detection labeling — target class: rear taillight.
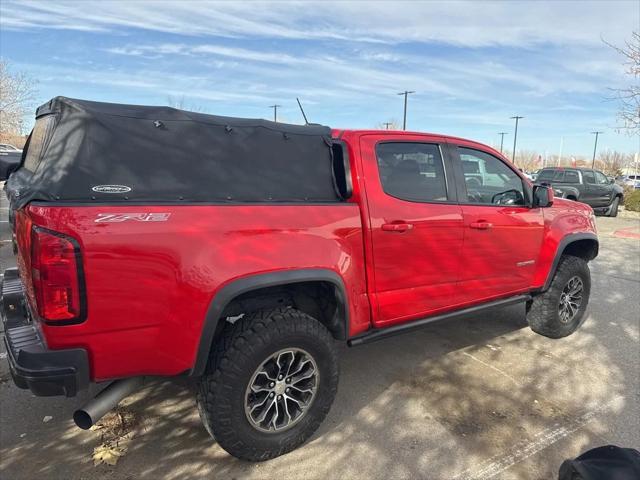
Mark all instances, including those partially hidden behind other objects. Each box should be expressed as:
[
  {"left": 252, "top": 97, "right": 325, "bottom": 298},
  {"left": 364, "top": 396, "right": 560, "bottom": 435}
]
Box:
[{"left": 31, "top": 227, "right": 85, "bottom": 323}]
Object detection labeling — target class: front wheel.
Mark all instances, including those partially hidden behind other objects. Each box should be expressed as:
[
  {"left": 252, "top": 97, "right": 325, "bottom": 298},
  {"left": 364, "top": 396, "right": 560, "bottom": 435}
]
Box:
[
  {"left": 196, "top": 307, "right": 339, "bottom": 461},
  {"left": 526, "top": 255, "right": 591, "bottom": 338},
  {"left": 607, "top": 196, "right": 620, "bottom": 217}
]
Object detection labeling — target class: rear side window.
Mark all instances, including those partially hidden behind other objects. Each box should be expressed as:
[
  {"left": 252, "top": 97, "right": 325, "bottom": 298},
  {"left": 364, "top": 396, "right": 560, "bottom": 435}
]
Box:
[
  {"left": 537, "top": 169, "right": 564, "bottom": 182},
  {"left": 23, "top": 115, "right": 56, "bottom": 172},
  {"left": 564, "top": 171, "right": 580, "bottom": 183},
  {"left": 376, "top": 142, "right": 447, "bottom": 202}
]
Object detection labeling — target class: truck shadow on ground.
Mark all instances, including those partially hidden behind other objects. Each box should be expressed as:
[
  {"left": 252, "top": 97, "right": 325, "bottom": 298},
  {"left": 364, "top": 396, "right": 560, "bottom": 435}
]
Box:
[{"left": 1, "top": 294, "right": 635, "bottom": 479}]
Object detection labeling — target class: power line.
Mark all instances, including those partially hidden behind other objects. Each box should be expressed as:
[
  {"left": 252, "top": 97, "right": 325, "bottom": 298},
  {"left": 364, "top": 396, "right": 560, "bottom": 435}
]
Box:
[
  {"left": 498, "top": 132, "right": 508, "bottom": 153},
  {"left": 510, "top": 116, "right": 524, "bottom": 163},
  {"left": 269, "top": 104, "right": 282, "bottom": 122},
  {"left": 591, "top": 131, "right": 603, "bottom": 168},
  {"left": 397, "top": 91, "right": 415, "bottom": 130}
]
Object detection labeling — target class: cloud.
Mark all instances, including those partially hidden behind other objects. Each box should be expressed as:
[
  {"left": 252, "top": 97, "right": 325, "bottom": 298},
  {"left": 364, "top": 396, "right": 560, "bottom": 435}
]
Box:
[
  {"left": 3, "top": 0, "right": 637, "bottom": 48},
  {"left": 3, "top": 0, "right": 638, "bottom": 154}
]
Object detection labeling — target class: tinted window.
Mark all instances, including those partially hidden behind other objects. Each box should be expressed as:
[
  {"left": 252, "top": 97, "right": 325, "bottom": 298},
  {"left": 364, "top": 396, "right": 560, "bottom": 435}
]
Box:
[
  {"left": 595, "top": 171, "right": 609, "bottom": 184},
  {"left": 564, "top": 171, "right": 580, "bottom": 183},
  {"left": 376, "top": 143, "right": 447, "bottom": 202},
  {"left": 537, "top": 169, "right": 564, "bottom": 183},
  {"left": 583, "top": 171, "right": 596, "bottom": 184},
  {"left": 23, "top": 115, "right": 56, "bottom": 172},
  {"left": 459, "top": 147, "right": 525, "bottom": 205}
]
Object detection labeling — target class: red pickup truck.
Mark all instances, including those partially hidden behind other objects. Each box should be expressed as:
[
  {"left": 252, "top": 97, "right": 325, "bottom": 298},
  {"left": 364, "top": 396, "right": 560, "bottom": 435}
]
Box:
[{"left": 2, "top": 97, "right": 598, "bottom": 461}]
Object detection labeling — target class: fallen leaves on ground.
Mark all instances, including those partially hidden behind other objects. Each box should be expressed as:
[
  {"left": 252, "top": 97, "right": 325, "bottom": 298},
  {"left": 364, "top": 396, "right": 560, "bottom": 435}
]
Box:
[
  {"left": 93, "top": 444, "right": 126, "bottom": 466},
  {"left": 89, "top": 407, "right": 139, "bottom": 467}
]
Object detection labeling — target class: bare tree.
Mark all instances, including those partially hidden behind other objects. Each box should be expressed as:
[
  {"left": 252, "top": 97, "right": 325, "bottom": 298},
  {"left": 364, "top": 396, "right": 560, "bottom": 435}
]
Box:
[
  {"left": 597, "top": 150, "right": 627, "bottom": 176},
  {"left": 0, "top": 59, "right": 37, "bottom": 142},
  {"left": 376, "top": 120, "right": 400, "bottom": 130},
  {"left": 515, "top": 150, "right": 542, "bottom": 172},
  {"left": 166, "top": 95, "right": 206, "bottom": 113},
  {"left": 605, "top": 32, "right": 640, "bottom": 135}
]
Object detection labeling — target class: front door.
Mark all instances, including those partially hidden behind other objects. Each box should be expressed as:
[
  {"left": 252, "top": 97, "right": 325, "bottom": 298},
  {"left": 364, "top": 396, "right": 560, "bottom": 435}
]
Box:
[
  {"left": 359, "top": 135, "right": 464, "bottom": 328},
  {"left": 450, "top": 143, "right": 544, "bottom": 305},
  {"left": 591, "top": 170, "right": 614, "bottom": 207}
]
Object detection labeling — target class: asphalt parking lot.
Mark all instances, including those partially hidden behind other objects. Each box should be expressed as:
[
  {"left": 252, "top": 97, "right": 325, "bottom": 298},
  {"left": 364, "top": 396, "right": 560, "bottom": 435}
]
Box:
[{"left": 0, "top": 196, "right": 638, "bottom": 480}]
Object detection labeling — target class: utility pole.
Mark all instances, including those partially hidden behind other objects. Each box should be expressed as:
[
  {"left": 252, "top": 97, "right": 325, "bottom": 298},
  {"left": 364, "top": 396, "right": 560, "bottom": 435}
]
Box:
[
  {"left": 558, "top": 136, "right": 564, "bottom": 166},
  {"left": 383, "top": 122, "right": 393, "bottom": 130},
  {"left": 269, "top": 104, "right": 282, "bottom": 122},
  {"left": 498, "top": 132, "right": 508, "bottom": 153},
  {"left": 591, "top": 131, "right": 603, "bottom": 168},
  {"left": 397, "top": 91, "right": 415, "bottom": 130},
  {"left": 510, "top": 116, "right": 524, "bottom": 164}
]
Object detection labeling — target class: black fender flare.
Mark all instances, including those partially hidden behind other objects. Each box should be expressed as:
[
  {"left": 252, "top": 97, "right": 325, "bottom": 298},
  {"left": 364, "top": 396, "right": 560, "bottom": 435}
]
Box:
[
  {"left": 541, "top": 232, "right": 598, "bottom": 292},
  {"left": 556, "top": 186, "right": 580, "bottom": 200},
  {"left": 190, "top": 268, "right": 349, "bottom": 376}
]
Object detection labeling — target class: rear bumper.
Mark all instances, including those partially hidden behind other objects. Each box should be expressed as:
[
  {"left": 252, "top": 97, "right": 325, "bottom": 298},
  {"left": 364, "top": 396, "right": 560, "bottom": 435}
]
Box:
[{"left": 1, "top": 268, "right": 89, "bottom": 397}]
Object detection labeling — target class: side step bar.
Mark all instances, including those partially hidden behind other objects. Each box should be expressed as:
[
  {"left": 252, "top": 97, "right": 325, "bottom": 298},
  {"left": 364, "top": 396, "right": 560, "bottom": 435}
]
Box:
[{"left": 348, "top": 294, "right": 532, "bottom": 346}]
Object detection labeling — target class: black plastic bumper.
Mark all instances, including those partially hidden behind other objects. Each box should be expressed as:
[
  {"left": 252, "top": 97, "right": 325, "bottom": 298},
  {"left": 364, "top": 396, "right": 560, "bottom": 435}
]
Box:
[{"left": 1, "top": 268, "right": 89, "bottom": 397}]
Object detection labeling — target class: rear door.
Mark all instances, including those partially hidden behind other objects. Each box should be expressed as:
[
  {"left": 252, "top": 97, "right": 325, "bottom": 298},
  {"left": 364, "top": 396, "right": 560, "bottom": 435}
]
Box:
[
  {"left": 449, "top": 142, "right": 544, "bottom": 304},
  {"left": 359, "top": 134, "right": 464, "bottom": 328}
]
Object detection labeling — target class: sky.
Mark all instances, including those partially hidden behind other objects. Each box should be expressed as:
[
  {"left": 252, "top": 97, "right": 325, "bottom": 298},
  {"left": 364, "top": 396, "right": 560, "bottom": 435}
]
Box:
[{"left": 1, "top": 0, "right": 639, "bottom": 157}]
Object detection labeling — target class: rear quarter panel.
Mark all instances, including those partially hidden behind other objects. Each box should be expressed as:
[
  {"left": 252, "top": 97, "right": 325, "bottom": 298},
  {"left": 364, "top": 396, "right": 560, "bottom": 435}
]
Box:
[{"left": 24, "top": 203, "right": 367, "bottom": 381}]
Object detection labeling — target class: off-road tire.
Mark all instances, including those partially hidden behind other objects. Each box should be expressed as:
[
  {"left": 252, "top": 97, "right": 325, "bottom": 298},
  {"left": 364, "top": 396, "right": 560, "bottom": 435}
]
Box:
[
  {"left": 527, "top": 255, "right": 591, "bottom": 339},
  {"left": 607, "top": 196, "right": 620, "bottom": 217},
  {"left": 196, "top": 307, "right": 339, "bottom": 461}
]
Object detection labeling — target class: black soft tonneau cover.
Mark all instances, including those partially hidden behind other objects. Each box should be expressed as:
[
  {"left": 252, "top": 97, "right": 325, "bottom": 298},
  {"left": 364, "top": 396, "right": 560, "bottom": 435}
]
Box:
[{"left": 7, "top": 97, "right": 339, "bottom": 208}]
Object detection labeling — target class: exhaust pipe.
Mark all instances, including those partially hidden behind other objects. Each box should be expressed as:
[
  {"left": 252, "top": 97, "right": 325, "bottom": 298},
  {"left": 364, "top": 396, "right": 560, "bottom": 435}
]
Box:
[{"left": 73, "top": 377, "right": 144, "bottom": 430}]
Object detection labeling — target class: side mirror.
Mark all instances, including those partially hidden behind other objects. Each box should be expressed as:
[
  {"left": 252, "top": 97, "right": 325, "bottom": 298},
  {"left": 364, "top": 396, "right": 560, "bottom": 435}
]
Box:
[
  {"left": 533, "top": 184, "right": 554, "bottom": 208},
  {"left": 609, "top": 177, "right": 615, "bottom": 184}
]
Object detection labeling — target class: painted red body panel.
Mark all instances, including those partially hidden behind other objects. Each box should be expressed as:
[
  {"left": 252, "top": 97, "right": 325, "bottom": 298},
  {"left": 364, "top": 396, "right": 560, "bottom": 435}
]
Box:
[
  {"left": 19, "top": 204, "right": 368, "bottom": 381},
  {"left": 13, "top": 130, "right": 597, "bottom": 382}
]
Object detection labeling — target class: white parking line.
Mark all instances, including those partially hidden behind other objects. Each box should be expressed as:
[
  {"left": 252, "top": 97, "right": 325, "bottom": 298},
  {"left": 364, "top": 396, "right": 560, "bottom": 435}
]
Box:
[
  {"left": 462, "top": 351, "right": 519, "bottom": 386},
  {"left": 453, "top": 396, "right": 623, "bottom": 480}
]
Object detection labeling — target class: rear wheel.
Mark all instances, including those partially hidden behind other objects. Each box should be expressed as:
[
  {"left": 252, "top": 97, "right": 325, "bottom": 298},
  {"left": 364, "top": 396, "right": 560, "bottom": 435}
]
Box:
[
  {"left": 196, "top": 307, "right": 339, "bottom": 461},
  {"left": 527, "top": 255, "right": 591, "bottom": 338},
  {"left": 607, "top": 196, "right": 620, "bottom": 217}
]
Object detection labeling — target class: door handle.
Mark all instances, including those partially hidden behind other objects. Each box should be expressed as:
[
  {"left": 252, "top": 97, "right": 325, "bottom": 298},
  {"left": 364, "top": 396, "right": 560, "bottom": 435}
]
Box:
[
  {"left": 469, "top": 221, "right": 493, "bottom": 230},
  {"left": 381, "top": 222, "right": 413, "bottom": 232}
]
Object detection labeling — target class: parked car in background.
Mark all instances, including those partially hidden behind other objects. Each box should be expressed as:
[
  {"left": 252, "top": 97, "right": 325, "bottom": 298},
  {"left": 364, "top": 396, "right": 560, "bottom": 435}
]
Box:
[
  {"left": 0, "top": 144, "right": 22, "bottom": 180},
  {"left": 616, "top": 174, "right": 640, "bottom": 189},
  {"left": 530, "top": 169, "right": 542, "bottom": 181},
  {"left": 536, "top": 167, "right": 624, "bottom": 216},
  {"left": 0, "top": 143, "right": 22, "bottom": 152}
]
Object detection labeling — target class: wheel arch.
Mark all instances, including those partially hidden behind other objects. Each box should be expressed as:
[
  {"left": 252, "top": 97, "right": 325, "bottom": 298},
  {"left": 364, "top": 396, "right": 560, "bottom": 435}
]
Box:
[
  {"left": 190, "top": 269, "right": 348, "bottom": 376},
  {"left": 541, "top": 233, "right": 598, "bottom": 291}
]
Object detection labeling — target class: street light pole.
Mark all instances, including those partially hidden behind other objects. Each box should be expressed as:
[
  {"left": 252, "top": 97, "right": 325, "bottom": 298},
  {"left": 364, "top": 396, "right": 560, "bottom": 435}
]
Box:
[
  {"left": 510, "top": 116, "right": 524, "bottom": 164},
  {"left": 269, "top": 104, "right": 282, "bottom": 122},
  {"left": 591, "top": 131, "right": 603, "bottom": 168},
  {"left": 498, "top": 132, "right": 508, "bottom": 153},
  {"left": 397, "top": 91, "right": 415, "bottom": 130}
]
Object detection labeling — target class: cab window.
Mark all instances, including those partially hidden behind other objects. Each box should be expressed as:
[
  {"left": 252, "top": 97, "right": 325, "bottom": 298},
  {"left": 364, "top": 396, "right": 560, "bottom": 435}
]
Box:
[
  {"left": 376, "top": 142, "right": 448, "bottom": 202},
  {"left": 458, "top": 147, "right": 525, "bottom": 206},
  {"left": 583, "top": 171, "right": 596, "bottom": 184},
  {"left": 537, "top": 169, "right": 564, "bottom": 183},
  {"left": 595, "top": 171, "right": 609, "bottom": 184},
  {"left": 564, "top": 171, "right": 580, "bottom": 183}
]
